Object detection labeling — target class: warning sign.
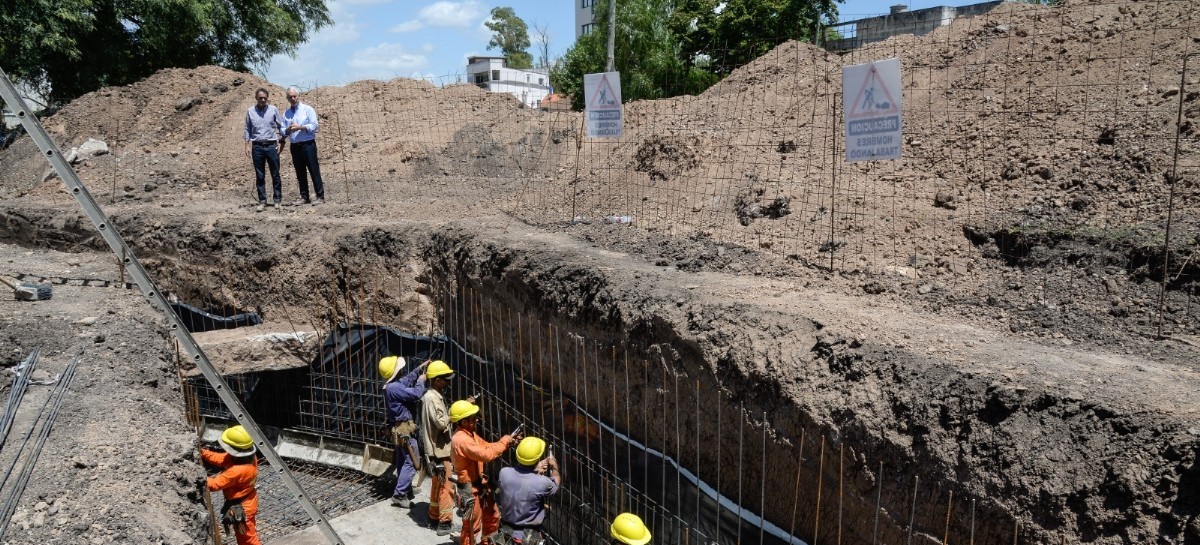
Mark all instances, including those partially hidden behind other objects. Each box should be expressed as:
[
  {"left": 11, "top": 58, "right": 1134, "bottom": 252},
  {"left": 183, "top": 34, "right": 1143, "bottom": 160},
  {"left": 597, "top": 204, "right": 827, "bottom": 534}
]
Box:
[
  {"left": 843, "top": 58, "right": 903, "bottom": 162},
  {"left": 585, "top": 71, "right": 623, "bottom": 138}
]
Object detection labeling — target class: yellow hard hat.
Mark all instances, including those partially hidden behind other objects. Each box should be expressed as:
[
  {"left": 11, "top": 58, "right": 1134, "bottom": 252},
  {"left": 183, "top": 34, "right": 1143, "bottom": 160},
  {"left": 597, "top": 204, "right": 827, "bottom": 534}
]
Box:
[
  {"left": 219, "top": 425, "right": 257, "bottom": 457},
  {"left": 516, "top": 436, "right": 546, "bottom": 466},
  {"left": 449, "top": 400, "right": 480, "bottom": 423},
  {"left": 378, "top": 355, "right": 407, "bottom": 382},
  {"left": 426, "top": 360, "right": 454, "bottom": 380},
  {"left": 611, "top": 513, "right": 651, "bottom": 545}
]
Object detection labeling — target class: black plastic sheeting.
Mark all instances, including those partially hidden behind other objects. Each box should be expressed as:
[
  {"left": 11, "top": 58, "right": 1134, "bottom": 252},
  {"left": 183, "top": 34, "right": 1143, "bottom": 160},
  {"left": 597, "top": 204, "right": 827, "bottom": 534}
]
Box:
[
  {"left": 170, "top": 302, "right": 262, "bottom": 332},
  {"left": 191, "top": 323, "right": 804, "bottom": 545},
  {"left": 301, "top": 324, "right": 454, "bottom": 445}
]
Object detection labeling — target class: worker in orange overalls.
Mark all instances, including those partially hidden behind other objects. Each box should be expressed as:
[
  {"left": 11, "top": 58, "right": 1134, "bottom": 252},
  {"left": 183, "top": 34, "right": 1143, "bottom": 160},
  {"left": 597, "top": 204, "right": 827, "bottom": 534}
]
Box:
[
  {"left": 450, "top": 400, "right": 519, "bottom": 545},
  {"left": 201, "top": 425, "right": 260, "bottom": 545}
]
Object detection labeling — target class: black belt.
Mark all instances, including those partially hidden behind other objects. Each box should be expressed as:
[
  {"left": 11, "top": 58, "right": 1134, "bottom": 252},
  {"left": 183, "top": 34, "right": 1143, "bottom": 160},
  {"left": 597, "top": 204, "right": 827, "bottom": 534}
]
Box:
[
  {"left": 501, "top": 521, "right": 541, "bottom": 531},
  {"left": 290, "top": 139, "right": 315, "bottom": 145},
  {"left": 252, "top": 140, "right": 276, "bottom": 146}
]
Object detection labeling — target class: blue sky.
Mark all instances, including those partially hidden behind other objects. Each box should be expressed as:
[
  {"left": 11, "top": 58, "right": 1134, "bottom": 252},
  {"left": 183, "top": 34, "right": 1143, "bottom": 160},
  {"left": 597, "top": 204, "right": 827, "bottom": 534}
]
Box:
[{"left": 263, "top": 0, "right": 974, "bottom": 88}]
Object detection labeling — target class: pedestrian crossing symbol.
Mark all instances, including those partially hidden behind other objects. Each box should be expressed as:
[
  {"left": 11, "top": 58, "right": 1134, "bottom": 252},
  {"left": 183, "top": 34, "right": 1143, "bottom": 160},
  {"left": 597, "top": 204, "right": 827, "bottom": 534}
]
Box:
[
  {"left": 585, "top": 71, "right": 623, "bottom": 138},
  {"left": 843, "top": 58, "right": 903, "bottom": 162}
]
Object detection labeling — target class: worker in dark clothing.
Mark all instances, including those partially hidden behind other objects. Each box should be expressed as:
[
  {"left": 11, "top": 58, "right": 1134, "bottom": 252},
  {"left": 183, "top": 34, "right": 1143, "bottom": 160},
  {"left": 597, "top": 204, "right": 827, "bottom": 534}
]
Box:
[
  {"left": 380, "top": 356, "right": 429, "bottom": 507},
  {"left": 496, "top": 436, "right": 560, "bottom": 545}
]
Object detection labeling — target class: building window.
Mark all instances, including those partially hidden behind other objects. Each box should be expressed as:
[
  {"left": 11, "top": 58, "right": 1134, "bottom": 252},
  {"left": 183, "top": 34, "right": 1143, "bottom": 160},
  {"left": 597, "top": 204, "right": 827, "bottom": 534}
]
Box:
[
  {"left": 582, "top": 0, "right": 592, "bottom": 7},
  {"left": 474, "top": 73, "right": 488, "bottom": 85},
  {"left": 492, "top": 70, "right": 500, "bottom": 81},
  {"left": 526, "top": 75, "right": 530, "bottom": 83},
  {"left": 538, "top": 77, "right": 544, "bottom": 86},
  {"left": 581, "top": 23, "right": 595, "bottom": 35}
]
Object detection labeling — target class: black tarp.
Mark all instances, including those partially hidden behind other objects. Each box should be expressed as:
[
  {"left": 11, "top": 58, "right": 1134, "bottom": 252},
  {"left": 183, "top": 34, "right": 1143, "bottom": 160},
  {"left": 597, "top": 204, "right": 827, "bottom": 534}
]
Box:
[{"left": 170, "top": 302, "right": 262, "bottom": 332}]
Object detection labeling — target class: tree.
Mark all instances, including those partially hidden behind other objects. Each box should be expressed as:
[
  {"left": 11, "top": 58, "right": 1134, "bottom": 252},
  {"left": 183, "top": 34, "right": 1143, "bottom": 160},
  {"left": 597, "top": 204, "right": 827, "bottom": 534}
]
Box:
[
  {"left": 0, "top": 0, "right": 331, "bottom": 104},
  {"left": 531, "top": 20, "right": 552, "bottom": 69},
  {"left": 552, "top": 0, "right": 716, "bottom": 110},
  {"left": 674, "top": 0, "right": 839, "bottom": 76},
  {"left": 485, "top": 7, "right": 533, "bottom": 70}
]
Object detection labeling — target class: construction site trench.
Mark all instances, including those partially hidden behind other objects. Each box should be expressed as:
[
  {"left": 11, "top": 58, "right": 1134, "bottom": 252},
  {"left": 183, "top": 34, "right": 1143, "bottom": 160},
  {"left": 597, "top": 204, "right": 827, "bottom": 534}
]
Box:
[{"left": 0, "top": 200, "right": 1195, "bottom": 545}]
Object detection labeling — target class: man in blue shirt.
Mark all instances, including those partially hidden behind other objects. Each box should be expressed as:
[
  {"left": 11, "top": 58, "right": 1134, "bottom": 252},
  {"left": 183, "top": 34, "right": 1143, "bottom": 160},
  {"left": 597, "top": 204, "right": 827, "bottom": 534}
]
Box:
[
  {"left": 282, "top": 87, "right": 326, "bottom": 205},
  {"left": 496, "top": 436, "right": 560, "bottom": 545},
  {"left": 243, "top": 88, "right": 285, "bottom": 212},
  {"left": 379, "top": 356, "right": 428, "bottom": 507}
]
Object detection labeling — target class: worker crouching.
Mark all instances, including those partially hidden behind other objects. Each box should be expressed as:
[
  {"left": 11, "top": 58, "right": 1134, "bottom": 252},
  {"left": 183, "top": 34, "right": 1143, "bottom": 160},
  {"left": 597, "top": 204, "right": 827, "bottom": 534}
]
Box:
[
  {"left": 202, "top": 425, "right": 261, "bottom": 545},
  {"left": 495, "top": 436, "right": 560, "bottom": 545},
  {"left": 450, "top": 400, "right": 519, "bottom": 545}
]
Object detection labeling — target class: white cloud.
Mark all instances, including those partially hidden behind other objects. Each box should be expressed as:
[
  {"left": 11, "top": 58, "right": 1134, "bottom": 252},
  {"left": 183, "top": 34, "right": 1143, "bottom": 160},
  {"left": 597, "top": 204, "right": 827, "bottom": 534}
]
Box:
[
  {"left": 349, "top": 43, "right": 429, "bottom": 74},
  {"left": 391, "top": 20, "right": 425, "bottom": 33},
  {"left": 419, "top": 1, "right": 483, "bottom": 28},
  {"left": 420, "top": 43, "right": 435, "bottom": 53}
]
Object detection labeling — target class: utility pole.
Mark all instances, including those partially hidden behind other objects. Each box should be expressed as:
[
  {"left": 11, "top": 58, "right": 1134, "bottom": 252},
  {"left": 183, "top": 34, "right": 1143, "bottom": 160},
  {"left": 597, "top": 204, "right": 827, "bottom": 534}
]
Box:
[{"left": 605, "top": 0, "right": 617, "bottom": 72}]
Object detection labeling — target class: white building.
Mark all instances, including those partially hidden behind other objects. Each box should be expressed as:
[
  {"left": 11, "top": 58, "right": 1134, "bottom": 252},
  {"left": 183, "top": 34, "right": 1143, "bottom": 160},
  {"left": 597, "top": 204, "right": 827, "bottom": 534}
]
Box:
[
  {"left": 466, "top": 56, "right": 552, "bottom": 108},
  {"left": 575, "top": 0, "right": 597, "bottom": 38}
]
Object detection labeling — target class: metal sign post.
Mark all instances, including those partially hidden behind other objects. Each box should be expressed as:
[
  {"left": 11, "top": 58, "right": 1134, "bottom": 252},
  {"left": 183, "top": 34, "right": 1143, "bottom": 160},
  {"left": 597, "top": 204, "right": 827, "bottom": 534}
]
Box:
[{"left": 0, "top": 67, "right": 344, "bottom": 545}]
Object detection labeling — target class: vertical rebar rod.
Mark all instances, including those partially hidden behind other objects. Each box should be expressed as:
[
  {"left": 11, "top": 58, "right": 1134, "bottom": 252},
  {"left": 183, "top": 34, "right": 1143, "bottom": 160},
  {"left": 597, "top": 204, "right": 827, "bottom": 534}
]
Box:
[
  {"left": 814, "top": 435, "right": 825, "bottom": 545},
  {"left": 788, "top": 428, "right": 805, "bottom": 543},
  {"left": 907, "top": 476, "right": 920, "bottom": 545},
  {"left": 1158, "top": 53, "right": 1191, "bottom": 337},
  {"left": 872, "top": 461, "right": 883, "bottom": 545},
  {"left": 695, "top": 379, "right": 701, "bottom": 535},
  {"left": 943, "top": 489, "right": 954, "bottom": 545},
  {"left": 737, "top": 404, "right": 744, "bottom": 545},
  {"left": 716, "top": 382, "right": 723, "bottom": 542},
  {"left": 760, "top": 411, "right": 767, "bottom": 545},
  {"left": 837, "top": 442, "right": 844, "bottom": 545}
]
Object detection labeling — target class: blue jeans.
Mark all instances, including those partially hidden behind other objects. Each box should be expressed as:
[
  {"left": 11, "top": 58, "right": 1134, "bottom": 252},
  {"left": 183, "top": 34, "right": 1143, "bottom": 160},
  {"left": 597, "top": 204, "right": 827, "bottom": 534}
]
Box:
[
  {"left": 394, "top": 434, "right": 419, "bottom": 498},
  {"left": 289, "top": 140, "right": 324, "bottom": 201},
  {"left": 251, "top": 143, "right": 282, "bottom": 203}
]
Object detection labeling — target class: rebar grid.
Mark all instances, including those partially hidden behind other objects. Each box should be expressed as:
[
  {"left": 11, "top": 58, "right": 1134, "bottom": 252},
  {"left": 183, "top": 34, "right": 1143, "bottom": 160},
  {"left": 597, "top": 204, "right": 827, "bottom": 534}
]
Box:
[{"left": 213, "top": 458, "right": 389, "bottom": 545}]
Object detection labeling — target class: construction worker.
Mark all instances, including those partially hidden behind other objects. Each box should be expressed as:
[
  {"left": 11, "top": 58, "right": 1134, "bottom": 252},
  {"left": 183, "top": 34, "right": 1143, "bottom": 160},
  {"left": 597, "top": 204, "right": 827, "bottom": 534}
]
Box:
[
  {"left": 450, "top": 400, "right": 519, "bottom": 545},
  {"left": 610, "top": 513, "right": 651, "bottom": 545},
  {"left": 495, "top": 436, "right": 560, "bottom": 545},
  {"left": 420, "top": 360, "right": 458, "bottom": 535},
  {"left": 380, "top": 355, "right": 429, "bottom": 508},
  {"left": 201, "top": 425, "right": 260, "bottom": 545}
]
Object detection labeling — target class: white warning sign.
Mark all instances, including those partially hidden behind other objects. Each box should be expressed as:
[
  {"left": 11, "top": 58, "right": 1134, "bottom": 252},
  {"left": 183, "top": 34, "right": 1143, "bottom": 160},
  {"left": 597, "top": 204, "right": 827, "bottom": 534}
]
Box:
[
  {"left": 843, "top": 58, "right": 903, "bottom": 162},
  {"left": 585, "top": 71, "right": 623, "bottom": 138}
]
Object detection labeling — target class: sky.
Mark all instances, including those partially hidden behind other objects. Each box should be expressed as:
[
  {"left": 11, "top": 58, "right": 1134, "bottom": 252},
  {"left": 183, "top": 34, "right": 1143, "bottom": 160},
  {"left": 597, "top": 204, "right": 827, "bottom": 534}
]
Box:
[{"left": 263, "top": 0, "right": 980, "bottom": 89}]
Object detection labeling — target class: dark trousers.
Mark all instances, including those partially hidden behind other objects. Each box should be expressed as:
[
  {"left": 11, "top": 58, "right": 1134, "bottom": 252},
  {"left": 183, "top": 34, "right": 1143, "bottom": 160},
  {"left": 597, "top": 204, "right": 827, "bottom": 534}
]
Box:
[
  {"left": 251, "top": 144, "right": 282, "bottom": 203},
  {"left": 289, "top": 140, "right": 324, "bottom": 201}
]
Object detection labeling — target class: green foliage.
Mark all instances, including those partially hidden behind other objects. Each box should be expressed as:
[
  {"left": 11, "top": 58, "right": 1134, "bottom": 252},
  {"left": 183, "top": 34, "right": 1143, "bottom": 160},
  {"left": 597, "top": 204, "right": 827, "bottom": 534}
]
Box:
[
  {"left": 552, "top": 0, "right": 837, "bottom": 110},
  {"left": 0, "top": 0, "right": 331, "bottom": 104},
  {"left": 551, "top": 0, "right": 717, "bottom": 110},
  {"left": 485, "top": 6, "right": 533, "bottom": 69},
  {"left": 674, "top": 0, "right": 839, "bottom": 75}
]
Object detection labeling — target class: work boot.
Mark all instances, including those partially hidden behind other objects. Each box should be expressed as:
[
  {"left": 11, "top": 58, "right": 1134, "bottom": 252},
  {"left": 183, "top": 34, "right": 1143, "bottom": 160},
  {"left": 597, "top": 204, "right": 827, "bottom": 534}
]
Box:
[
  {"left": 256, "top": 202, "right": 265, "bottom": 212},
  {"left": 313, "top": 198, "right": 325, "bottom": 205},
  {"left": 292, "top": 198, "right": 310, "bottom": 206},
  {"left": 436, "top": 521, "right": 460, "bottom": 536},
  {"left": 391, "top": 496, "right": 411, "bottom": 508}
]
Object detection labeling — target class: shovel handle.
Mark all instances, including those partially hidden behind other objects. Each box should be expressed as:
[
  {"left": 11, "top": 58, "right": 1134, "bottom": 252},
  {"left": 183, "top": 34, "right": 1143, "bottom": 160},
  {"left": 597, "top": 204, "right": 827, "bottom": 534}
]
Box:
[{"left": 0, "top": 277, "right": 16, "bottom": 289}]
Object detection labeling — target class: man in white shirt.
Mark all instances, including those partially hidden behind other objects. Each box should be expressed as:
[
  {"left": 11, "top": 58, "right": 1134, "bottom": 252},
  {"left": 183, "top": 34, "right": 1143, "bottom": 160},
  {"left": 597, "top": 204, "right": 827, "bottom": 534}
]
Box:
[{"left": 282, "top": 86, "right": 326, "bottom": 205}]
